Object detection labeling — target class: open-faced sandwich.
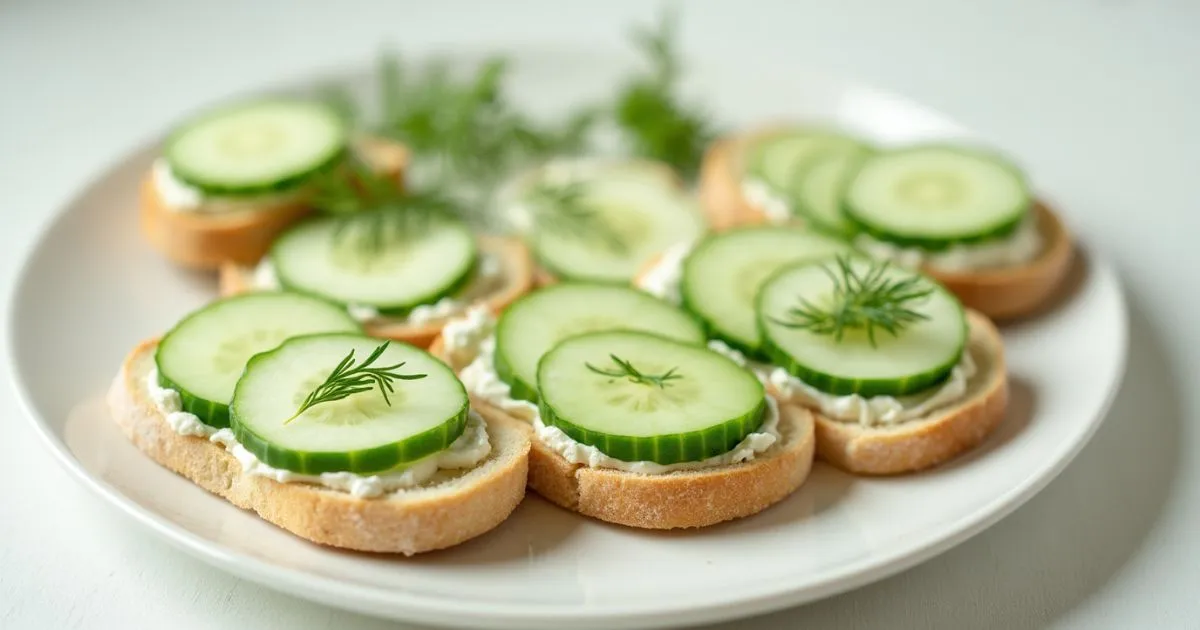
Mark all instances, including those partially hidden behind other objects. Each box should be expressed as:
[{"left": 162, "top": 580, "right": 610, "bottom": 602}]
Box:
[
  {"left": 218, "top": 205, "right": 534, "bottom": 348},
  {"left": 497, "top": 158, "right": 706, "bottom": 287},
  {"left": 431, "top": 283, "right": 816, "bottom": 529},
  {"left": 107, "top": 291, "right": 531, "bottom": 554},
  {"left": 698, "top": 126, "right": 1072, "bottom": 319},
  {"left": 141, "top": 99, "right": 409, "bottom": 269},
  {"left": 636, "top": 226, "right": 1008, "bottom": 474}
]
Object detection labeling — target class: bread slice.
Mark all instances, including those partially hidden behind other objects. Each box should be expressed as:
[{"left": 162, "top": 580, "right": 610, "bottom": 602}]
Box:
[
  {"left": 108, "top": 338, "right": 531, "bottom": 554},
  {"left": 140, "top": 135, "right": 409, "bottom": 270},
  {"left": 469, "top": 399, "right": 814, "bottom": 529},
  {"left": 797, "top": 310, "right": 1008, "bottom": 475},
  {"left": 218, "top": 235, "right": 534, "bottom": 348},
  {"left": 697, "top": 130, "right": 1074, "bottom": 320}
]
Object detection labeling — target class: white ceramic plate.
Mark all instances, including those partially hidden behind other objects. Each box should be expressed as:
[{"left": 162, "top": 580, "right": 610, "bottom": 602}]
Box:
[{"left": 6, "top": 50, "right": 1127, "bottom": 630}]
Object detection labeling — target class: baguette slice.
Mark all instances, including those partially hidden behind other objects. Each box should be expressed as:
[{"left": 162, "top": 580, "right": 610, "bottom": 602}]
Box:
[
  {"left": 426, "top": 337, "right": 816, "bottom": 529},
  {"left": 140, "top": 136, "right": 409, "bottom": 270},
  {"left": 108, "top": 338, "right": 531, "bottom": 554},
  {"left": 797, "top": 310, "right": 1008, "bottom": 475},
  {"left": 218, "top": 235, "right": 535, "bottom": 348},
  {"left": 698, "top": 131, "right": 1074, "bottom": 320}
]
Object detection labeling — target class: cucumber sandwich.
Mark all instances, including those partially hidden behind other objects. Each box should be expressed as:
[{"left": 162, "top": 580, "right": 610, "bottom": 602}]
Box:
[
  {"left": 431, "top": 283, "right": 816, "bottom": 529},
  {"left": 141, "top": 99, "right": 410, "bottom": 269},
  {"left": 699, "top": 124, "right": 1073, "bottom": 320},
  {"left": 500, "top": 158, "right": 706, "bottom": 285},
  {"left": 218, "top": 205, "right": 535, "bottom": 348},
  {"left": 635, "top": 227, "right": 1009, "bottom": 474},
  {"left": 107, "top": 291, "right": 530, "bottom": 554}
]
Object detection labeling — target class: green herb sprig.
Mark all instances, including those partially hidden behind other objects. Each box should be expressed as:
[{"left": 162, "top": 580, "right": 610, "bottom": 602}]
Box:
[
  {"left": 612, "top": 9, "right": 716, "bottom": 179},
  {"left": 284, "top": 341, "right": 427, "bottom": 425},
  {"left": 586, "top": 354, "right": 682, "bottom": 389},
  {"left": 527, "top": 181, "right": 628, "bottom": 254},
  {"left": 771, "top": 256, "right": 934, "bottom": 347}
]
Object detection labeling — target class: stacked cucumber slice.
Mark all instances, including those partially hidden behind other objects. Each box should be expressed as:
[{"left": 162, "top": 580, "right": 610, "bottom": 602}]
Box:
[
  {"left": 166, "top": 100, "right": 348, "bottom": 196},
  {"left": 758, "top": 256, "right": 967, "bottom": 397},
  {"left": 843, "top": 145, "right": 1031, "bottom": 249},
  {"left": 232, "top": 334, "right": 469, "bottom": 474},
  {"left": 270, "top": 208, "right": 478, "bottom": 314},
  {"left": 508, "top": 161, "right": 705, "bottom": 283},
  {"left": 681, "top": 226, "right": 855, "bottom": 356},
  {"left": 742, "top": 127, "right": 1034, "bottom": 253},
  {"left": 494, "top": 283, "right": 706, "bottom": 401},
  {"left": 155, "top": 292, "right": 360, "bottom": 428},
  {"left": 538, "top": 331, "right": 766, "bottom": 465}
]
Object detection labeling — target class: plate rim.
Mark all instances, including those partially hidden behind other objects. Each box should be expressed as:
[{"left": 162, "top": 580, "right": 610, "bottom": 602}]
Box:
[{"left": 3, "top": 65, "right": 1130, "bottom": 630}]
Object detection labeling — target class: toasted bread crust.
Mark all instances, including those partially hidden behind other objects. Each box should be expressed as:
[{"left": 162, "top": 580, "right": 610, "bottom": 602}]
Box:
[
  {"left": 140, "top": 136, "right": 409, "bottom": 270},
  {"left": 697, "top": 130, "right": 1074, "bottom": 319},
  {"left": 803, "top": 310, "right": 1009, "bottom": 474},
  {"left": 219, "top": 235, "right": 534, "bottom": 348},
  {"left": 108, "top": 338, "right": 531, "bottom": 554},
  {"left": 472, "top": 400, "right": 814, "bottom": 529}
]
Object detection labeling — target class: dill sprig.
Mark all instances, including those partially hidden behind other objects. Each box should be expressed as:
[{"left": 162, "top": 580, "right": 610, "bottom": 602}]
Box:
[
  {"left": 585, "top": 354, "right": 682, "bottom": 389},
  {"left": 772, "top": 256, "right": 934, "bottom": 347},
  {"left": 527, "top": 181, "right": 628, "bottom": 254},
  {"left": 613, "top": 9, "right": 716, "bottom": 179},
  {"left": 284, "top": 341, "right": 427, "bottom": 425}
]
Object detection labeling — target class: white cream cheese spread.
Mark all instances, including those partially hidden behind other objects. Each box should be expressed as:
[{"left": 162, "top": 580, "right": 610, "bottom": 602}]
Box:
[
  {"left": 444, "top": 310, "right": 782, "bottom": 474},
  {"left": 855, "top": 214, "right": 1042, "bottom": 272},
  {"left": 740, "top": 178, "right": 794, "bottom": 224},
  {"left": 146, "top": 367, "right": 490, "bottom": 498},
  {"left": 707, "top": 339, "right": 976, "bottom": 427},
  {"left": 636, "top": 240, "right": 693, "bottom": 305}
]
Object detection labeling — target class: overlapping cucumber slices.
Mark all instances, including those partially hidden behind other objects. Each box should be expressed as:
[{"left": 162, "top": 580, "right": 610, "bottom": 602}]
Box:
[
  {"left": 491, "top": 283, "right": 769, "bottom": 466},
  {"left": 503, "top": 160, "right": 705, "bottom": 283},
  {"left": 757, "top": 255, "right": 968, "bottom": 397},
  {"left": 269, "top": 206, "right": 482, "bottom": 316},
  {"left": 157, "top": 292, "right": 470, "bottom": 475},
  {"left": 165, "top": 100, "right": 348, "bottom": 197},
  {"left": 742, "top": 127, "right": 871, "bottom": 232},
  {"left": 681, "top": 225, "right": 855, "bottom": 357}
]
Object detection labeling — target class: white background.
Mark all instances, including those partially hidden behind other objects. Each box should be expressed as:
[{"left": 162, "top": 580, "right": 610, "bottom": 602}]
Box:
[{"left": 1, "top": 1, "right": 1197, "bottom": 628}]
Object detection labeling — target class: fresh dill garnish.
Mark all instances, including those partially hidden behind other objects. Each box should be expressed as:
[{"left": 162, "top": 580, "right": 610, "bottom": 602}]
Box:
[
  {"left": 284, "top": 341, "right": 427, "bottom": 425},
  {"left": 585, "top": 354, "right": 682, "bottom": 389},
  {"left": 612, "top": 9, "right": 716, "bottom": 179},
  {"left": 771, "top": 256, "right": 934, "bottom": 347},
  {"left": 526, "top": 181, "right": 628, "bottom": 254}
]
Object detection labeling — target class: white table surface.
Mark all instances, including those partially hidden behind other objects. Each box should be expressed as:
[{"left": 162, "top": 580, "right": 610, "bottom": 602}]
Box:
[{"left": 2, "top": 1, "right": 1197, "bottom": 628}]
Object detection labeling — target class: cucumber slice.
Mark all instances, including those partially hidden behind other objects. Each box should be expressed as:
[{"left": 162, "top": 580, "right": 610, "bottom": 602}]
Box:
[
  {"left": 527, "top": 177, "right": 705, "bottom": 284},
  {"left": 680, "top": 226, "right": 855, "bottom": 356},
  {"left": 843, "top": 145, "right": 1031, "bottom": 248},
  {"left": 166, "top": 100, "right": 347, "bottom": 196},
  {"left": 745, "top": 129, "right": 863, "bottom": 203},
  {"left": 231, "top": 334, "right": 469, "bottom": 474},
  {"left": 494, "top": 283, "right": 706, "bottom": 401},
  {"left": 790, "top": 145, "right": 872, "bottom": 236},
  {"left": 271, "top": 209, "right": 477, "bottom": 312},
  {"left": 538, "top": 331, "right": 766, "bottom": 464},
  {"left": 758, "top": 257, "right": 967, "bottom": 396},
  {"left": 155, "top": 292, "right": 361, "bottom": 428}
]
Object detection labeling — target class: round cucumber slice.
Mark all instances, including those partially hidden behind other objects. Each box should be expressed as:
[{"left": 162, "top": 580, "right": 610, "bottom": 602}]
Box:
[
  {"left": 745, "top": 128, "right": 864, "bottom": 202},
  {"left": 680, "top": 226, "right": 855, "bottom": 356},
  {"left": 271, "top": 209, "right": 477, "bottom": 312},
  {"left": 790, "top": 145, "right": 872, "bottom": 236},
  {"left": 527, "top": 176, "right": 705, "bottom": 284},
  {"left": 538, "top": 331, "right": 766, "bottom": 464},
  {"left": 155, "top": 292, "right": 361, "bottom": 428},
  {"left": 494, "top": 283, "right": 706, "bottom": 401},
  {"left": 165, "top": 100, "right": 347, "bottom": 196},
  {"left": 231, "top": 333, "right": 469, "bottom": 475},
  {"left": 758, "top": 257, "right": 967, "bottom": 396},
  {"left": 843, "top": 144, "right": 1032, "bottom": 249}
]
